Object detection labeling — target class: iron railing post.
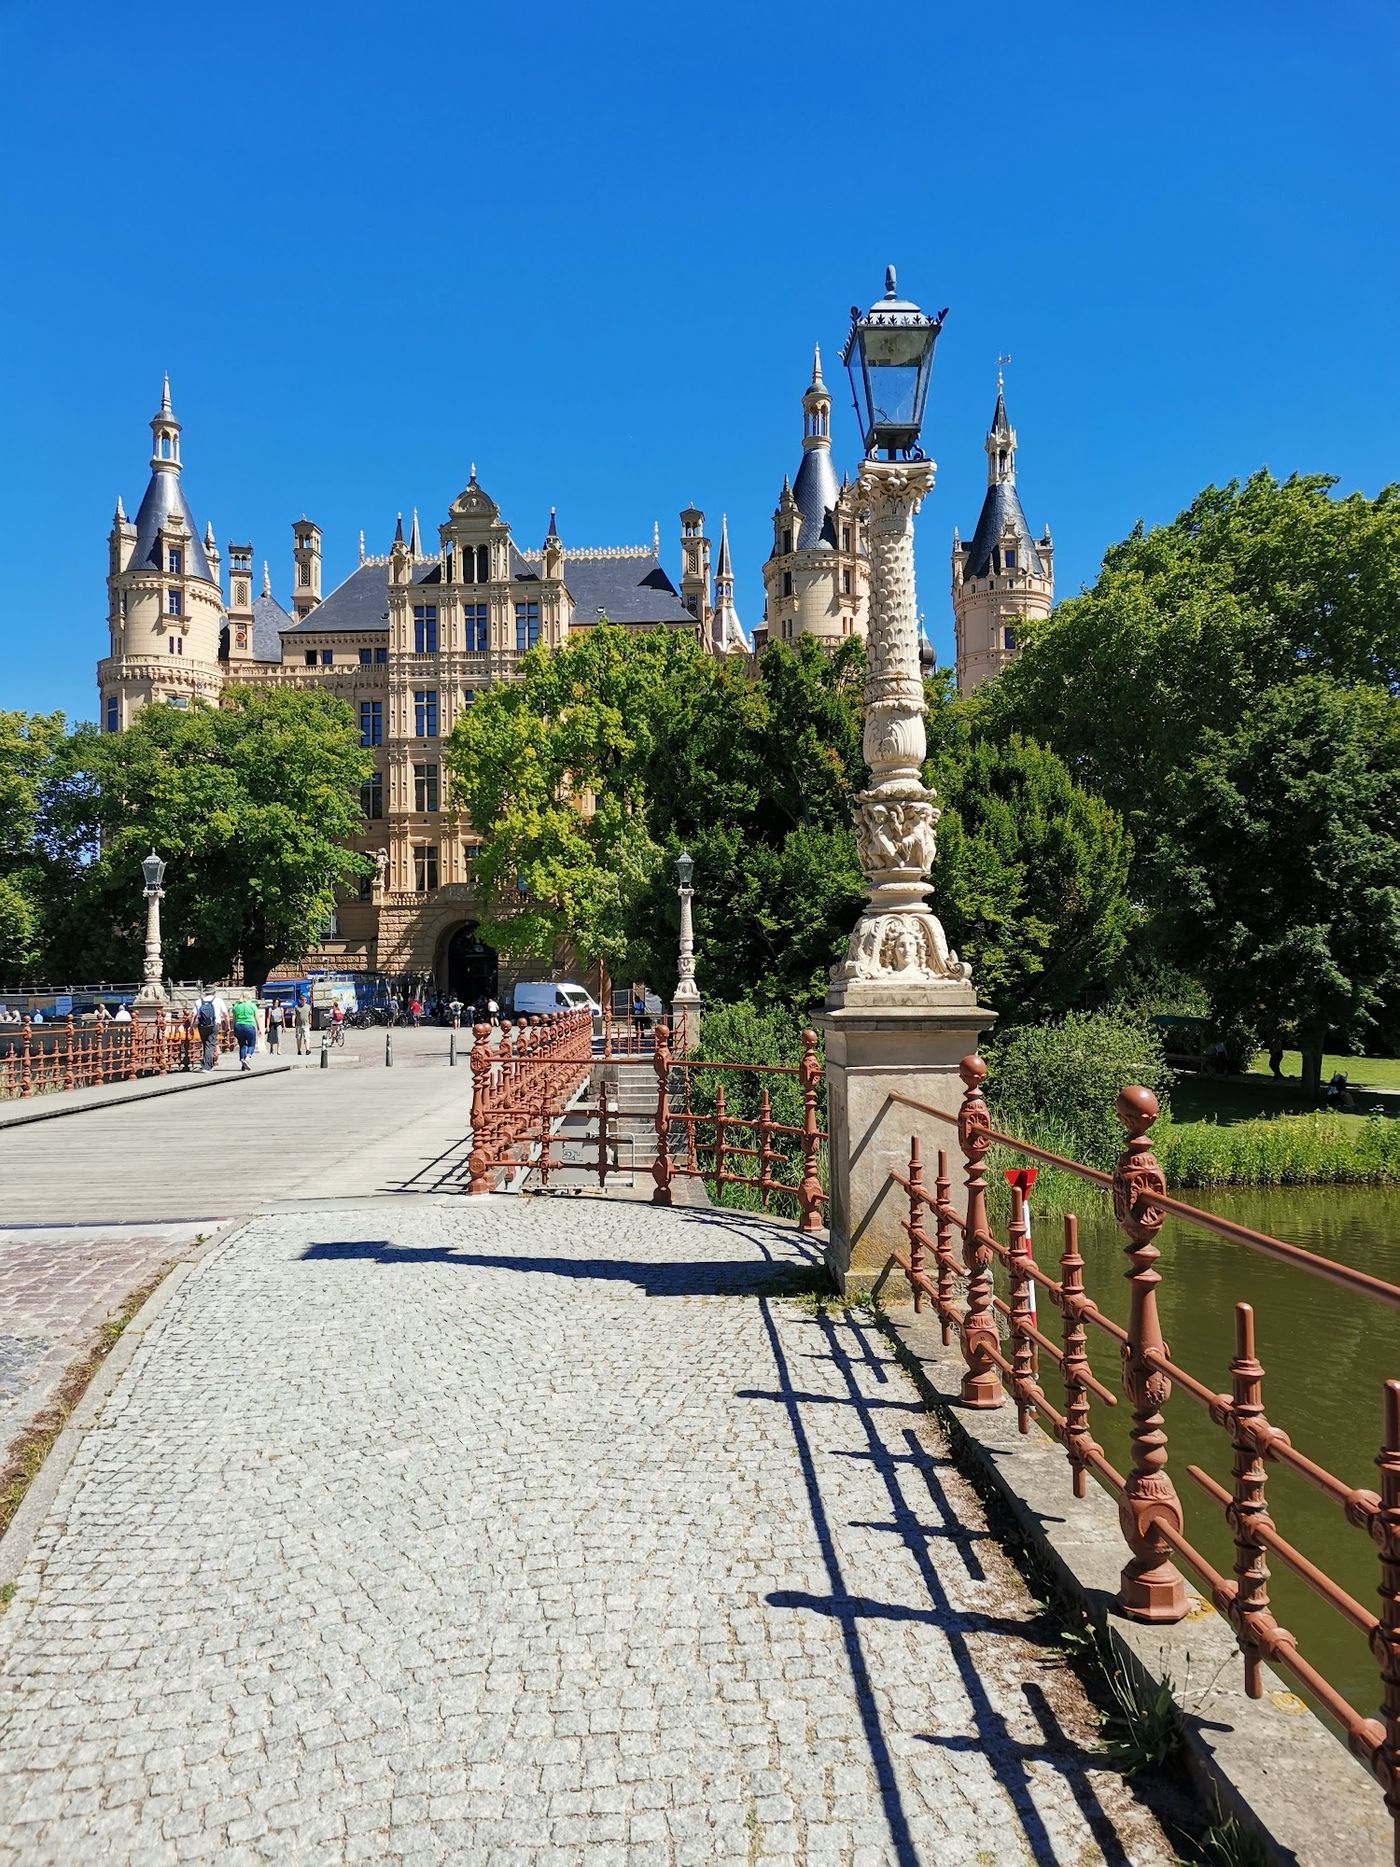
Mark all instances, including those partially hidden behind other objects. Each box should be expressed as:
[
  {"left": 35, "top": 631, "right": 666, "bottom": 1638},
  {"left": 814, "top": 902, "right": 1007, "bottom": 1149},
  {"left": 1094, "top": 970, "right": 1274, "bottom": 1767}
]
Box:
[
  {"left": 1007, "top": 1184, "right": 1035, "bottom": 1435},
  {"left": 907, "top": 1135, "right": 926, "bottom": 1314},
  {"left": 957, "top": 1054, "right": 1002, "bottom": 1409},
  {"left": 1058, "top": 1215, "right": 1096, "bottom": 1500},
  {"left": 1113, "top": 1084, "right": 1188, "bottom": 1621},
  {"left": 797, "top": 1027, "right": 824, "bottom": 1235},
  {"left": 934, "top": 1148, "right": 955, "bottom": 1346},
  {"left": 1224, "top": 1301, "right": 1272, "bottom": 1698},
  {"left": 650, "top": 1020, "right": 673, "bottom": 1206},
  {"left": 1375, "top": 1381, "right": 1400, "bottom": 1843}
]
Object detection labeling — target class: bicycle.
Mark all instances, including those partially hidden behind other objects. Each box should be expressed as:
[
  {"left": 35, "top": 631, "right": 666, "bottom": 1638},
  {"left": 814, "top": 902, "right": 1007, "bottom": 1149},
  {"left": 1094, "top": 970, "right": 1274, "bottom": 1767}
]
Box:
[{"left": 329, "top": 1019, "right": 347, "bottom": 1048}]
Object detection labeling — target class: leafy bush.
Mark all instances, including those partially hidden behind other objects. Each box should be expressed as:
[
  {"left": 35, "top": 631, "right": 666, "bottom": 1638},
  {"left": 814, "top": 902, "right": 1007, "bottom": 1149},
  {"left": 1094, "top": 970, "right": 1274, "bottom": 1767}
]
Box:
[
  {"left": 985, "top": 1007, "right": 1174, "bottom": 1172},
  {"left": 1157, "top": 1112, "right": 1400, "bottom": 1187}
]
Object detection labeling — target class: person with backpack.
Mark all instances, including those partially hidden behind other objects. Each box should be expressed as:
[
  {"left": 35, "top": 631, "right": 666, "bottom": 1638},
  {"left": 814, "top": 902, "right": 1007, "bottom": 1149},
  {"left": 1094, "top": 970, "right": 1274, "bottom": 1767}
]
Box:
[
  {"left": 231, "top": 996, "right": 258, "bottom": 1072},
  {"left": 192, "top": 990, "right": 229, "bottom": 1071}
]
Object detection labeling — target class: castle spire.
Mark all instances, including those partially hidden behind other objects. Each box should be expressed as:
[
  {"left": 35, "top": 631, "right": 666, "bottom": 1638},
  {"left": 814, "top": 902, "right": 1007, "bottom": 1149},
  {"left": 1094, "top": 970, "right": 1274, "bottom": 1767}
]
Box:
[
  {"left": 149, "top": 375, "right": 182, "bottom": 474},
  {"left": 546, "top": 506, "right": 559, "bottom": 540},
  {"left": 393, "top": 511, "right": 404, "bottom": 546},
  {"left": 801, "top": 342, "right": 832, "bottom": 452},
  {"left": 409, "top": 507, "right": 421, "bottom": 556},
  {"left": 262, "top": 561, "right": 271, "bottom": 597},
  {"left": 114, "top": 494, "right": 126, "bottom": 523}
]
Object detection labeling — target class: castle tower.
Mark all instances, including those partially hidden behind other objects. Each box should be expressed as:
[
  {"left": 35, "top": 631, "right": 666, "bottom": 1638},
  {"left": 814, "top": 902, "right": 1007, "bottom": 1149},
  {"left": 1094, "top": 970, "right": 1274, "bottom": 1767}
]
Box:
[
  {"left": 761, "top": 347, "right": 868, "bottom": 649},
  {"left": 709, "top": 516, "right": 747, "bottom": 653},
  {"left": 952, "top": 375, "right": 1053, "bottom": 694},
  {"left": 225, "top": 542, "right": 255, "bottom": 662},
  {"left": 292, "top": 517, "right": 322, "bottom": 618},
  {"left": 98, "top": 378, "right": 226, "bottom": 731},
  {"left": 679, "top": 505, "right": 711, "bottom": 633}
]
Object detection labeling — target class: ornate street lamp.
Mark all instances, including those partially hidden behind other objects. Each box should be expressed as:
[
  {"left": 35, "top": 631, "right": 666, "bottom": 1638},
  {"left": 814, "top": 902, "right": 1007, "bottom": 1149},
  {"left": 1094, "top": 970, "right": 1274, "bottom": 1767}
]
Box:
[
  {"left": 822, "top": 269, "right": 991, "bottom": 1296},
  {"left": 671, "top": 847, "right": 700, "bottom": 1052},
  {"left": 135, "top": 848, "right": 169, "bottom": 1004},
  {"left": 842, "top": 266, "right": 947, "bottom": 461}
]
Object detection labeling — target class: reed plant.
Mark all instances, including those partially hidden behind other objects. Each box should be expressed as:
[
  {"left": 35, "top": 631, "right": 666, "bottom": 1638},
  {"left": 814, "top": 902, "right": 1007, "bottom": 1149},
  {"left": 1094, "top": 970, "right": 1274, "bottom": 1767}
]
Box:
[{"left": 1156, "top": 1112, "right": 1400, "bottom": 1188}]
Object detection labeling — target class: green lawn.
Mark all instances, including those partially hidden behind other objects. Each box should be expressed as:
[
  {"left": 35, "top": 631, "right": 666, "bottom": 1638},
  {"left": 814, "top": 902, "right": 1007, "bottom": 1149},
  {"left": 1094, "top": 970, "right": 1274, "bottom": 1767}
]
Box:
[
  {"left": 1172, "top": 1070, "right": 1395, "bottom": 1127},
  {"left": 1247, "top": 1049, "right": 1400, "bottom": 1091}
]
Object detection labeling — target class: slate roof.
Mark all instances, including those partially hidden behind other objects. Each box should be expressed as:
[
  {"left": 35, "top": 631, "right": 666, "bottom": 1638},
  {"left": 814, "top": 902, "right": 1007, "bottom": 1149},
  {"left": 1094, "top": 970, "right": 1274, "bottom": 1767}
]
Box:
[
  {"left": 278, "top": 551, "right": 693, "bottom": 636},
  {"left": 561, "top": 557, "right": 693, "bottom": 627},
  {"left": 280, "top": 563, "right": 390, "bottom": 635},
  {"left": 129, "top": 467, "right": 214, "bottom": 582},
  {"left": 792, "top": 445, "right": 841, "bottom": 549},
  {"left": 251, "top": 592, "right": 294, "bottom": 663},
  {"left": 962, "top": 480, "right": 1044, "bottom": 582}
]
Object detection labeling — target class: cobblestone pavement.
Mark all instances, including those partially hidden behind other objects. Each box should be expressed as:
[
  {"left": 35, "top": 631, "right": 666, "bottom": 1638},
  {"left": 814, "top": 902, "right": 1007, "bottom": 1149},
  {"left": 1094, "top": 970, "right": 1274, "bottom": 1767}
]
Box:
[
  {"left": 0, "top": 1224, "right": 214, "bottom": 1460},
  {"left": 0, "top": 1197, "right": 1172, "bottom": 1865}
]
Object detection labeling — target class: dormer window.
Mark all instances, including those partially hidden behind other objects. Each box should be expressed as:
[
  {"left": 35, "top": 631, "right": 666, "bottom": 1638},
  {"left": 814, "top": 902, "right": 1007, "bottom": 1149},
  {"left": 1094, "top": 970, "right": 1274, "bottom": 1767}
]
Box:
[
  {"left": 167, "top": 589, "right": 182, "bottom": 616},
  {"left": 1004, "top": 548, "right": 1017, "bottom": 573},
  {"left": 782, "top": 529, "right": 793, "bottom": 555},
  {"left": 168, "top": 547, "right": 182, "bottom": 575}
]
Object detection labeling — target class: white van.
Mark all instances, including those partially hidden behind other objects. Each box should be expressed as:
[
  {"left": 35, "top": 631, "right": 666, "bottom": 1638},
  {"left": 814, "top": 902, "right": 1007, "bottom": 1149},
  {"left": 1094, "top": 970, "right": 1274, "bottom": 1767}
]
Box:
[{"left": 512, "top": 981, "right": 602, "bottom": 1020}]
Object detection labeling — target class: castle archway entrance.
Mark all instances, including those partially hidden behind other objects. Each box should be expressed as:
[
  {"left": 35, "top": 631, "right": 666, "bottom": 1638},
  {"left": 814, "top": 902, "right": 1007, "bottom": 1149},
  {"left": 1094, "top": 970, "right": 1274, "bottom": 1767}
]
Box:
[{"left": 437, "top": 923, "right": 499, "bottom": 1011}]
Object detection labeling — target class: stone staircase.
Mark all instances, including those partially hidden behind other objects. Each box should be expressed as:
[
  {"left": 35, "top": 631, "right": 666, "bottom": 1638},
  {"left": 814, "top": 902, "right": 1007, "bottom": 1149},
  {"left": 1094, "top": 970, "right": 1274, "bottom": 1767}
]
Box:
[{"left": 530, "top": 1057, "right": 661, "bottom": 1194}]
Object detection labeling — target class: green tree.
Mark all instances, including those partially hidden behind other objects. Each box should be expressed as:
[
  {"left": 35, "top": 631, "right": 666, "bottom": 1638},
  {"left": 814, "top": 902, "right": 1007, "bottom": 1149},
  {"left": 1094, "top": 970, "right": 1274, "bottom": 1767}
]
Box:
[
  {"left": 41, "top": 688, "right": 372, "bottom": 987},
  {"left": 445, "top": 624, "right": 687, "bottom": 977},
  {"left": 928, "top": 727, "right": 1135, "bottom": 1022},
  {"left": 0, "top": 710, "right": 69, "bottom": 980},
  {"left": 1151, "top": 677, "right": 1400, "bottom": 1091}
]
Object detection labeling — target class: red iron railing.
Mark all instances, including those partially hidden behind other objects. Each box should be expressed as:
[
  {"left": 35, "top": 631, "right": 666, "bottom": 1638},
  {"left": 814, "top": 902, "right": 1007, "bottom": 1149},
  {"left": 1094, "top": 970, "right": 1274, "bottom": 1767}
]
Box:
[
  {"left": 0, "top": 1011, "right": 233, "bottom": 1100},
  {"left": 649, "top": 1020, "right": 826, "bottom": 1233},
  {"left": 888, "top": 1055, "right": 1400, "bottom": 1854},
  {"left": 466, "top": 1011, "right": 594, "bottom": 1193}
]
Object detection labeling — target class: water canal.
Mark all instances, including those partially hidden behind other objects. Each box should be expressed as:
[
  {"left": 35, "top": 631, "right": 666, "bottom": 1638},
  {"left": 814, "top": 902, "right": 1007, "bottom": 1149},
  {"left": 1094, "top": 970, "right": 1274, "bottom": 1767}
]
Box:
[{"left": 1046, "top": 1185, "right": 1400, "bottom": 1722}]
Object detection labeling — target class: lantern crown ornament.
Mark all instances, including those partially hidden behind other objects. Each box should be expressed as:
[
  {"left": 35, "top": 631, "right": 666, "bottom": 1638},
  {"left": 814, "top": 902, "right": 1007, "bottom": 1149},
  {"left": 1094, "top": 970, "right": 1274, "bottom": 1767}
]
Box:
[
  {"left": 141, "top": 849, "right": 166, "bottom": 893},
  {"left": 842, "top": 266, "right": 947, "bottom": 461},
  {"left": 675, "top": 849, "right": 694, "bottom": 889}
]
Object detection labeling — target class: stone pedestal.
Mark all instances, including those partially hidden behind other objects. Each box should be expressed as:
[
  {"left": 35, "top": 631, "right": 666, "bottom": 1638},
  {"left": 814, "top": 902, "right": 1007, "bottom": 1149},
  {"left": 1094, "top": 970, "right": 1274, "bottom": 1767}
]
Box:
[
  {"left": 670, "top": 991, "right": 701, "bottom": 1054},
  {"left": 821, "top": 983, "right": 995, "bottom": 1294}
]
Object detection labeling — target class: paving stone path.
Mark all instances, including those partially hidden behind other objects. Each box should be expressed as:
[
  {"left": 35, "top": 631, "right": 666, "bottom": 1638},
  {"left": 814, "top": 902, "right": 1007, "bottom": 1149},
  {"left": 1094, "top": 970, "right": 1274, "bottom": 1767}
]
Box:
[{"left": 0, "top": 1196, "right": 1172, "bottom": 1865}]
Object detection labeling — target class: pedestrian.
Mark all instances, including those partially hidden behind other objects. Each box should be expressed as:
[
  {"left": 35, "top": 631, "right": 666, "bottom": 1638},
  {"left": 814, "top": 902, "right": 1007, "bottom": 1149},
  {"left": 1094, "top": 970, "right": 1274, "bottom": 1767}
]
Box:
[
  {"left": 448, "top": 997, "right": 463, "bottom": 1028},
  {"left": 192, "top": 988, "right": 228, "bottom": 1071},
  {"left": 231, "top": 996, "right": 259, "bottom": 1072},
  {"left": 1268, "top": 1039, "right": 1284, "bottom": 1080},
  {"left": 114, "top": 1005, "right": 131, "bottom": 1023},
  {"left": 410, "top": 996, "right": 422, "bottom": 1028},
  {"left": 265, "top": 1002, "right": 281, "bottom": 1053},
  {"left": 487, "top": 995, "right": 499, "bottom": 1026},
  {"left": 294, "top": 989, "right": 311, "bottom": 1056}
]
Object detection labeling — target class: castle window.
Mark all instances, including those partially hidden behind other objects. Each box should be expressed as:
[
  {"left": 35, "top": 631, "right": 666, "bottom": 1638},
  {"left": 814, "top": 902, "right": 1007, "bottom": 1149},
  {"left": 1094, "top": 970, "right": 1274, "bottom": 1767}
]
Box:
[
  {"left": 414, "top": 689, "right": 439, "bottom": 737},
  {"left": 782, "top": 529, "right": 792, "bottom": 555},
  {"left": 235, "top": 581, "right": 247, "bottom": 606},
  {"left": 841, "top": 527, "right": 852, "bottom": 552},
  {"left": 361, "top": 771, "right": 384, "bottom": 819},
  {"left": 305, "top": 650, "right": 318, "bottom": 666},
  {"left": 105, "top": 696, "right": 118, "bottom": 733},
  {"left": 782, "top": 572, "right": 792, "bottom": 598},
  {"left": 358, "top": 874, "right": 373, "bottom": 902},
  {"left": 168, "top": 547, "right": 182, "bottom": 575},
  {"left": 477, "top": 545, "right": 490, "bottom": 583},
  {"left": 414, "top": 845, "right": 439, "bottom": 893},
  {"left": 1003, "top": 627, "right": 1016, "bottom": 653},
  {"left": 298, "top": 561, "right": 310, "bottom": 584},
  {"left": 842, "top": 570, "right": 852, "bottom": 596},
  {"left": 359, "top": 649, "right": 372, "bottom": 666},
  {"left": 464, "top": 604, "right": 489, "bottom": 651},
  {"left": 167, "top": 694, "right": 189, "bottom": 707},
  {"left": 1005, "top": 548, "right": 1018, "bottom": 572},
  {"left": 414, "top": 762, "right": 440, "bottom": 813},
  {"left": 167, "top": 589, "right": 182, "bottom": 616},
  {"left": 412, "top": 605, "right": 439, "bottom": 654},
  {"left": 462, "top": 687, "right": 476, "bottom": 709},
  {"left": 360, "top": 700, "right": 383, "bottom": 747},
  {"left": 514, "top": 603, "right": 539, "bottom": 653},
  {"left": 375, "top": 647, "right": 388, "bottom": 665},
  {"left": 321, "top": 649, "right": 333, "bottom": 666}
]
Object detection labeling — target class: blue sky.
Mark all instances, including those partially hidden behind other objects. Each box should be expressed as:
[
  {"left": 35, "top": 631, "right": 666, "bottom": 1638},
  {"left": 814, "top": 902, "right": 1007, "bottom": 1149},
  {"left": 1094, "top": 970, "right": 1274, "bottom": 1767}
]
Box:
[{"left": 2, "top": 0, "right": 1397, "bottom": 724}]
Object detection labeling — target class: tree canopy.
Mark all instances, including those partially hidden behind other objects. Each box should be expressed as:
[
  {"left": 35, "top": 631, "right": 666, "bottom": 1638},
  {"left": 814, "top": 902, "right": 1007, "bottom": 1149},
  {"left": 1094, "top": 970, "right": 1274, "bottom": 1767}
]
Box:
[
  {"left": 35, "top": 687, "right": 372, "bottom": 988},
  {"left": 0, "top": 710, "right": 67, "bottom": 976}
]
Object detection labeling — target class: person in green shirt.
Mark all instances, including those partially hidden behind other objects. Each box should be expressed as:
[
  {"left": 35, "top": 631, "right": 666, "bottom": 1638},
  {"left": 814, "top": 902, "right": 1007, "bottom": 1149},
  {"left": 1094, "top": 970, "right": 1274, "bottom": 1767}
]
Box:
[{"left": 232, "top": 997, "right": 259, "bottom": 1072}]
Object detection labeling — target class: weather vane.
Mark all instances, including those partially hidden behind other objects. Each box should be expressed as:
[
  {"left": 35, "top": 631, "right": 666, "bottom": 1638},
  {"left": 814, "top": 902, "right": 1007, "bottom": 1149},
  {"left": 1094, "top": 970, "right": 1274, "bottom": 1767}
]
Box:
[{"left": 997, "top": 352, "right": 1012, "bottom": 390}]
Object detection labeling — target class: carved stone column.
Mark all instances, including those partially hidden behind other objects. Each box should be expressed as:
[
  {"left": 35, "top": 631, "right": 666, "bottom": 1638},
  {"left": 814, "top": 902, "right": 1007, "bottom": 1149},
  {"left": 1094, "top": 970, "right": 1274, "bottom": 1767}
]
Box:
[
  {"left": 821, "top": 458, "right": 995, "bottom": 1293},
  {"left": 671, "top": 878, "right": 701, "bottom": 1055},
  {"left": 134, "top": 884, "right": 167, "bottom": 1005}
]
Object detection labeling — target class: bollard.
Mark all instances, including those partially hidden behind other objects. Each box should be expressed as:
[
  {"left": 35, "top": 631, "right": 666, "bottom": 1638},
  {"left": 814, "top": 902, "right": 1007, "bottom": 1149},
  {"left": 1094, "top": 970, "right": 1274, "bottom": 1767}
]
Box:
[
  {"left": 449, "top": 1032, "right": 456, "bottom": 1068},
  {"left": 320, "top": 1033, "right": 329, "bottom": 1070},
  {"left": 385, "top": 1030, "right": 393, "bottom": 1068}
]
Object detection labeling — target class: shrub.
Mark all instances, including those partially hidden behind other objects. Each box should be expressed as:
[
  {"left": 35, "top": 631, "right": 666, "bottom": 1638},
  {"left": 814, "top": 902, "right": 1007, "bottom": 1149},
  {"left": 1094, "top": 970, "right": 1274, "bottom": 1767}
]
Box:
[
  {"left": 985, "top": 1006, "right": 1174, "bottom": 1172},
  {"left": 1157, "top": 1112, "right": 1400, "bottom": 1187}
]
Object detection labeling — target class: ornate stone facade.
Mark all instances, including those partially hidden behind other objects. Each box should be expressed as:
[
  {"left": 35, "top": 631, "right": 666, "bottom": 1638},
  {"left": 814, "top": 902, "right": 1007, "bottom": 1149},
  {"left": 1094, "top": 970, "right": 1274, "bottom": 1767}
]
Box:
[{"left": 98, "top": 385, "right": 711, "bottom": 993}]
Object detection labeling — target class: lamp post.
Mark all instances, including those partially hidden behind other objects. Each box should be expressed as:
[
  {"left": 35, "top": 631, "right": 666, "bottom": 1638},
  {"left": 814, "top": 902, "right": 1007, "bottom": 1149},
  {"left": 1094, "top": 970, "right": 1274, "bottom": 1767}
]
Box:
[
  {"left": 671, "top": 847, "right": 701, "bottom": 1054},
  {"left": 820, "top": 267, "right": 995, "bottom": 1293},
  {"left": 135, "top": 849, "right": 168, "bottom": 1005}
]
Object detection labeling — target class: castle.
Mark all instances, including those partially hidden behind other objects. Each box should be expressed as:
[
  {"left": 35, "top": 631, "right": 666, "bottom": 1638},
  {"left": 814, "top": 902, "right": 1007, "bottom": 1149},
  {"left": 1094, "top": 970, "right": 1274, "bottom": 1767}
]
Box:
[{"left": 97, "top": 360, "right": 1050, "bottom": 995}]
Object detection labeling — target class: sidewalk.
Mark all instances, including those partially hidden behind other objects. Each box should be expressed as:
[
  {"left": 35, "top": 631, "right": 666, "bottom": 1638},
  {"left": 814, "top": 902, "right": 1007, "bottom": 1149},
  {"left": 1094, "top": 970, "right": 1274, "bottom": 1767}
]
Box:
[{"left": 0, "top": 1059, "right": 293, "bottom": 1130}]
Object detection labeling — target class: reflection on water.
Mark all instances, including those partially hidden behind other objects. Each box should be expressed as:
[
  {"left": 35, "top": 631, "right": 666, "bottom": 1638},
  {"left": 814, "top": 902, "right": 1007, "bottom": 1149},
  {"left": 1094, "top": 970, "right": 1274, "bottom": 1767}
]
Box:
[{"left": 1041, "top": 1185, "right": 1400, "bottom": 1722}]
